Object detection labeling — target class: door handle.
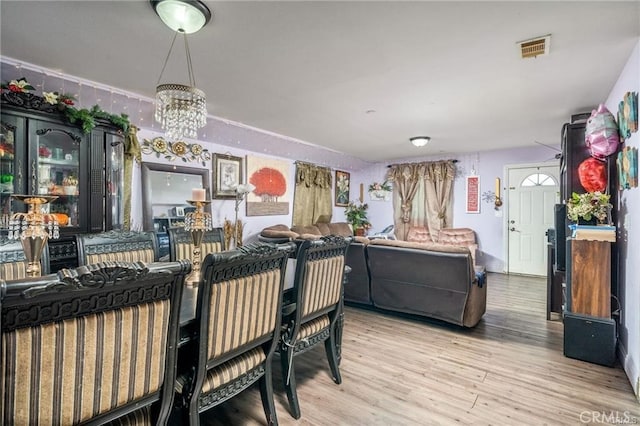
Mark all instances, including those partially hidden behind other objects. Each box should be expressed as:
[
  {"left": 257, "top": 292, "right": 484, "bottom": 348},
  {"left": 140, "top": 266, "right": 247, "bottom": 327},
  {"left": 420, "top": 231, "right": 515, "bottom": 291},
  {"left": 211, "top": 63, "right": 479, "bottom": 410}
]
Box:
[{"left": 510, "top": 227, "right": 519, "bottom": 232}]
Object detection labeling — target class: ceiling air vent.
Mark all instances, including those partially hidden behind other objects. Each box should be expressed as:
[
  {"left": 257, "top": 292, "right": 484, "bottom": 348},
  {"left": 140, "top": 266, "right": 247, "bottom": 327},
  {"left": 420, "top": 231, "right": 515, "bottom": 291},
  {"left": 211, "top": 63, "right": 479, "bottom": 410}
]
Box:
[{"left": 517, "top": 34, "right": 551, "bottom": 59}]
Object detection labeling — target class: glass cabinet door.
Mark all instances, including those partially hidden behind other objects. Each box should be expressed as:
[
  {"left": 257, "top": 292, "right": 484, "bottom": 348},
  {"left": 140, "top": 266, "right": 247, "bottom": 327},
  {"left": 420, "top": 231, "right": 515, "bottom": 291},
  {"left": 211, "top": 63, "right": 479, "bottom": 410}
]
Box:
[
  {"left": 31, "top": 123, "right": 82, "bottom": 228},
  {"left": 107, "top": 132, "right": 124, "bottom": 230},
  {"left": 0, "top": 121, "right": 16, "bottom": 230}
]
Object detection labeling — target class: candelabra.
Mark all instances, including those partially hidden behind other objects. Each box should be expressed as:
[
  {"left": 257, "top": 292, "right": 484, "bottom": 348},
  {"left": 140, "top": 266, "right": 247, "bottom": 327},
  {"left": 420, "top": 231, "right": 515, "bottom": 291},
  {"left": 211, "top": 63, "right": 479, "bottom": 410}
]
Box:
[
  {"left": 232, "top": 183, "right": 255, "bottom": 248},
  {"left": 8, "top": 195, "right": 59, "bottom": 277},
  {"left": 183, "top": 199, "right": 212, "bottom": 285}
]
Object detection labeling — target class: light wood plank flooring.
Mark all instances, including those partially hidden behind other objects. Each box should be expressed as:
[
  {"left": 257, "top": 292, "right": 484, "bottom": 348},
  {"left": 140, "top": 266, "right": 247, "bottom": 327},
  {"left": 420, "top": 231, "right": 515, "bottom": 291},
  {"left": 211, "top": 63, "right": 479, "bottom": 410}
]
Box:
[{"left": 194, "top": 273, "right": 640, "bottom": 425}]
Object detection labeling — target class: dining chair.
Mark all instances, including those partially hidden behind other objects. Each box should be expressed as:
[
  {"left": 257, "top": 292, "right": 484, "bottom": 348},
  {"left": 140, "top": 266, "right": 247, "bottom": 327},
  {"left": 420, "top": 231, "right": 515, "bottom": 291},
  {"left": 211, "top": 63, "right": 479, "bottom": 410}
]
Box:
[
  {"left": 167, "top": 227, "right": 225, "bottom": 262},
  {"left": 0, "top": 236, "right": 50, "bottom": 280},
  {"left": 0, "top": 259, "right": 190, "bottom": 425},
  {"left": 76, "top": 230, "right": 158, "bottom": 266},
  {"left": 177, "top": 242, "right": 295, "bottom": 426},
  {"left": 279, "top": 235, "right": 350, "bottom": 419}
]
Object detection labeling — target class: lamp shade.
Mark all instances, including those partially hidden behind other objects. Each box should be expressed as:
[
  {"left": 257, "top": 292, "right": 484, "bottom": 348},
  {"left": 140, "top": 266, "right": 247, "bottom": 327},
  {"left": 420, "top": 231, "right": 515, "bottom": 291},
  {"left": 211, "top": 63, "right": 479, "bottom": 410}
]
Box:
[
  {"left": 410, "top": 136, "right": 430, "bottom": 147},
  {"left": 151, "top": 0, "right": 212, "bottom": 34}
]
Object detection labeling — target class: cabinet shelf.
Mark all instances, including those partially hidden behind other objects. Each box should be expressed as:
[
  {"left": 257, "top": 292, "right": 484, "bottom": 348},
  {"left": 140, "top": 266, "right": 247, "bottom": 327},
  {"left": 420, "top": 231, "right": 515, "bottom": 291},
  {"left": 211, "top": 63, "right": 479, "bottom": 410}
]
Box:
[{"left": 38, "top": 157, "right": 77, "bottom": 167}]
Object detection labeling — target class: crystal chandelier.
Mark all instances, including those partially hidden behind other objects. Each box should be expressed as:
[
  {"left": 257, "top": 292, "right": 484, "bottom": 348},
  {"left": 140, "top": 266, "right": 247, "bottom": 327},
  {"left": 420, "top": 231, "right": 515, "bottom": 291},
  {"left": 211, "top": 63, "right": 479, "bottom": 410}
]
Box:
[{"left": 152, "top": 0, "right": 211, "bottom": 141}]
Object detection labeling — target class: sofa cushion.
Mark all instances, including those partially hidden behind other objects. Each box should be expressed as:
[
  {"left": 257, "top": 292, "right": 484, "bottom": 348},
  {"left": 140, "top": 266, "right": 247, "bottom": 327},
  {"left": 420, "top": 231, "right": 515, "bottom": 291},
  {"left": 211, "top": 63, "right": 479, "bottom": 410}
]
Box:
[
  {"left": 261, "top": 224, "right": 300, "bottom": 240},
  {"left": 326, "top": 222, "right": 353, "bottom": 237},
  {"left": 437, "top": 228, "right": 475, "bottom": 246},
  {"left": 291, "top": 225, "right": 322, "bottom": 236},
  {"left": 406, "top": 226, "right": 433, "bottom": 243},
  {"left": 315, "top": 222, "right": 331, "bottom": 235},
  {"left": 369, "top": 238, "right": 470, "bottom": 255}
]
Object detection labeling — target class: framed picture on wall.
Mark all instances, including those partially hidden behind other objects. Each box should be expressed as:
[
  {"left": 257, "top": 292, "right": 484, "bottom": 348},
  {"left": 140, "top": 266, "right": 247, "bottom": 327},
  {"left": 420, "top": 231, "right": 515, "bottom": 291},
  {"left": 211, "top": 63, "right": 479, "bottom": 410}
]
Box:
[
  {"left": 213, "top": 153, "right": 243, "bottom": 199},
  {"left": 466, "top": 175, "right": 480, "bottom": 214},
  {"left": 335, "top": 170, "right": 350, "bottom": 206}
]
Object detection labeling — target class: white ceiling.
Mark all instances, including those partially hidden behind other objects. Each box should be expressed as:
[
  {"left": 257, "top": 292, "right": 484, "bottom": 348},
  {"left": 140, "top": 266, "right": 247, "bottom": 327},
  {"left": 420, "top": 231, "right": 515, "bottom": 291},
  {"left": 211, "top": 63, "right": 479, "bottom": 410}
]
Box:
[{"left": 1, "top": 1, "right": 639, "bottom": 163}]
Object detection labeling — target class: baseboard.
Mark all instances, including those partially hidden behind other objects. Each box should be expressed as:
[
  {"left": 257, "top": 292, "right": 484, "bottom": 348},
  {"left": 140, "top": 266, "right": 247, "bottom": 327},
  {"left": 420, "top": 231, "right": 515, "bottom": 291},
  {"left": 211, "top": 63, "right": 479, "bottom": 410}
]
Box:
[{"left": 617, "top": 340, "right": 640, "bottom": 401}]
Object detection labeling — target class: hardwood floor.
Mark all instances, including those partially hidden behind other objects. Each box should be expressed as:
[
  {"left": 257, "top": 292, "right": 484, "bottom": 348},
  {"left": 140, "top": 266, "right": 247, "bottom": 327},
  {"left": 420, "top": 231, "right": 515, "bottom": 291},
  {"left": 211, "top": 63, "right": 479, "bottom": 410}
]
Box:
[{"left": 194, "top": 273, "right": 639, "bottom": 425}]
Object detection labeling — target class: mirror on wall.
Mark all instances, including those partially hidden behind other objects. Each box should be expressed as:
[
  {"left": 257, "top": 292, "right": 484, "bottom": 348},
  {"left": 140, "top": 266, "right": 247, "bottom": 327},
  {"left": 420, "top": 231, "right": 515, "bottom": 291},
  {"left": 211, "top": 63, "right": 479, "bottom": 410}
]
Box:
[{"left": 141, "top": 162, "right": 211, "bottom": 232}]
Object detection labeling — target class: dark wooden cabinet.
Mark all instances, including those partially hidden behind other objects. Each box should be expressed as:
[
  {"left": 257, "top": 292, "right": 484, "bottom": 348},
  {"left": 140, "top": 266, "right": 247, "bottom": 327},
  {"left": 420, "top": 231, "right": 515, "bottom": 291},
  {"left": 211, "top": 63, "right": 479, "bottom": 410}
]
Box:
[
  {"left": 1, "top": 99, "right": 125, "bottom": 269},
  {"left": 567, "top": 240, "right": 611, "bottom": 318},
  {"left": 558, "top": 117, "right": 618, "bottom": 365}
]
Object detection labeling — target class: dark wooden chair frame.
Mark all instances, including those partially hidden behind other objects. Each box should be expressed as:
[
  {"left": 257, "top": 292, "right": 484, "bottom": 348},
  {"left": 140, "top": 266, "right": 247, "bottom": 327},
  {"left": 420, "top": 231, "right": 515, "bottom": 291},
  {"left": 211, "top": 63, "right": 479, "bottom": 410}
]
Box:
[
  {"left": 180, "top": 243, "right": 295, "bottom": 426},
  {"left": 0, "top": 260, "right": 191, "bottom": 425},
  {"left": 76, "top": 230, "right": 159, "bottom": 266},
  {"left": 279, "top": 236, "right": 351, "bottom": 419}
]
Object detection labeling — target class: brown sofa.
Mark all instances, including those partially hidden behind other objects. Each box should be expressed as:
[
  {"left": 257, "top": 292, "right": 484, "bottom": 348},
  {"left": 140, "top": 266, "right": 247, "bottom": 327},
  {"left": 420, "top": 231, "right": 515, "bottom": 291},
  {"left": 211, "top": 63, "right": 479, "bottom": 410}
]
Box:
[
  {"left": 366, "top": 239, "right": 486, "bottom": 327},
  {"left": 259, "top": 224, "right": 486, "bottom": 327}
]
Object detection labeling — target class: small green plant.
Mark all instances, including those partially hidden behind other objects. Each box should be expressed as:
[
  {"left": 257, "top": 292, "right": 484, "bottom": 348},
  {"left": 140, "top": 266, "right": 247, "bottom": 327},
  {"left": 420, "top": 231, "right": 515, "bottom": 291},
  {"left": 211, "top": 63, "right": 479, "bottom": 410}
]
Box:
[
  {"left": 567, "top": 191, "right": 612, "bottom": 223},
  {"left": 345, "top": 201, "right": 371, "bottom": 230}
]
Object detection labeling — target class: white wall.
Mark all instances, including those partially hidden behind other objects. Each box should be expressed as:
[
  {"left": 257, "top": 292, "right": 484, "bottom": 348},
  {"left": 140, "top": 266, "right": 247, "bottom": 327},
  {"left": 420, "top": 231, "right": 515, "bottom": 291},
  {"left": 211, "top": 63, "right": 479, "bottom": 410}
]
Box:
[{"left": 605, "top": 39, "right": 640, "bottom": 398}]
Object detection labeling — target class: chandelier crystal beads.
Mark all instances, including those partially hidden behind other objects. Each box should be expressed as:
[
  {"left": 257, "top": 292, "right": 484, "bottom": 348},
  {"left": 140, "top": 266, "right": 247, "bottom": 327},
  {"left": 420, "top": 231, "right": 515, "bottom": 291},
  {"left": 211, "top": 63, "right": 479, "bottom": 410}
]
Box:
[{"left": 155, "top": 83, "right": 207, "bottom": 141}]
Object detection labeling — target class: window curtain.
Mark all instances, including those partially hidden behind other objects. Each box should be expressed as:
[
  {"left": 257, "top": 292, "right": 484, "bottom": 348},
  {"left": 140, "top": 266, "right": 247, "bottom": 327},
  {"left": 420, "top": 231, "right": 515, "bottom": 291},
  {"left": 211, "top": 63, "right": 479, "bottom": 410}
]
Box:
[
  {"left": 387, "top": 160, "right": 456, "bottom": 240},
  {"left": 423, "top": 161, "right": 456, "bottom": 236},
  {"left": 123, "top": 125, "right": 141, "bottom": 231},
  {"left": 387, "top": 163, "right": 423, "bottom": 240},
  {"left": 292, "top": 163, "right": 332, "bottom": 227}
]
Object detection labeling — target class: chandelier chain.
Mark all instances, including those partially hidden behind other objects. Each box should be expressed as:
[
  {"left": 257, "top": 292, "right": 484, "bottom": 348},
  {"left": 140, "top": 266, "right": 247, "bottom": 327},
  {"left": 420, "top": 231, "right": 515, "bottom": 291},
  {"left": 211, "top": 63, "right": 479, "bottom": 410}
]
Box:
[
  {"left": 156, "top": 30, "right": 180, "bottom": 86},
  {"left": 184, "top": 32, "right": 196, "bottom": 87}
]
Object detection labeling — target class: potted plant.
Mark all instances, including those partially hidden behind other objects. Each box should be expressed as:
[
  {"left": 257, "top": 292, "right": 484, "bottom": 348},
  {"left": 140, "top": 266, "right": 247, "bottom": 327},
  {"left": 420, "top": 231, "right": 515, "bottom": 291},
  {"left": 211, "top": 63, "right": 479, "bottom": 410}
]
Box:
[
  {"left": 345, "top": 201, "right": 372, "bottom": 236},
  {"left": 567, "top": 191, "right": 612, "bottom": 224}
]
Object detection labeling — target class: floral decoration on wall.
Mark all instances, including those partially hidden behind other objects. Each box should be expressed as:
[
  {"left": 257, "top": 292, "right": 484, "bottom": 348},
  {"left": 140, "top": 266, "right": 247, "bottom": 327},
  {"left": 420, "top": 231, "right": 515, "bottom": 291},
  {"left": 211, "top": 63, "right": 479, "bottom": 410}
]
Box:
[
  {"left": 141, "top": 136, "right": 211, "bottom": 166},
  {"left": 368, "top": 180, "right": 392, "bottom": 201}
]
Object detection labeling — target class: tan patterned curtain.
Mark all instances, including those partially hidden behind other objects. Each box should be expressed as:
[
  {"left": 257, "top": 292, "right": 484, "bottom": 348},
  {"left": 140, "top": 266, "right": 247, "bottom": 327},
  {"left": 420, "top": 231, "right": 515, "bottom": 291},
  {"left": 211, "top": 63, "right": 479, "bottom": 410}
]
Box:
[
  {"left": 423, "top": 161, "right": 456, "bottom": 236},
  {"left": 387, "top": 163, "right": 423, "bottom": 240},
  {"left": 292, "top": 163, "right": 332, "bottom": 227},
  {"left": 123, "top": 125, "right": 141, "bottom": 231}
]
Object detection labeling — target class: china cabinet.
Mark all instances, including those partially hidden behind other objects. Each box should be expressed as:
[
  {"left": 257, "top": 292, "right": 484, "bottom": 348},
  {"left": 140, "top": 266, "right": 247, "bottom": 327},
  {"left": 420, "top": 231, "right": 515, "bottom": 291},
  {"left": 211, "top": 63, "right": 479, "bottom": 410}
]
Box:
[{"left": 1, "top": 97, "right": 125, "bottom": 270}]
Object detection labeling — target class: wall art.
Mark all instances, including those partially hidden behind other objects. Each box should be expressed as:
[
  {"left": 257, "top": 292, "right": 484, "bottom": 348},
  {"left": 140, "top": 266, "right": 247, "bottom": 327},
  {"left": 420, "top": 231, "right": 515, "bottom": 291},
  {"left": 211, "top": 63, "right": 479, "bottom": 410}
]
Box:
[
  {"left": 617, "top": 146, "right": 638, "bottom": 190},
  {"left": 335, "top": 170, "right": 350, "bottom": 206},
  {"left": 212, "top": 153, "right": 243, "bottom": 199},
  {"left": 141, "top": 137, "right": 211, "bottom": 166},
  {"left": 618, "top": 91, "right": 638, "bottom": 142},
  {"left": 465, "top": 175, "right": 480, "bottom": 213},
  {"left": 246, "top": 155, "right": 291, "bottom": 216}
]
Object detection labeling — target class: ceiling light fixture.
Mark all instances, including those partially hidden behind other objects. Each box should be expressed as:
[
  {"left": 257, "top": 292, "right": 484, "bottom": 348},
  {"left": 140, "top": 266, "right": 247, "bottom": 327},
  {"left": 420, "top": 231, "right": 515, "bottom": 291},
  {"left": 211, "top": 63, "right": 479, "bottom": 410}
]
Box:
[
  {"left": 152, "top": 0, "right": 211, "bottom": 141},
  {"left": 410, "top": 136, "right": 430, "bottom": 147},
  {"left": 151, "top": 0, "right": 211, "bottom": 34}
]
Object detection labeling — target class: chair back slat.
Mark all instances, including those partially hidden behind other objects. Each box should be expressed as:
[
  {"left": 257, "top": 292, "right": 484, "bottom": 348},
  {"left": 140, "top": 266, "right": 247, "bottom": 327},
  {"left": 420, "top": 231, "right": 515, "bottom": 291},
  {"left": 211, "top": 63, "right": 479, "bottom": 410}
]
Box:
[
  {"left": 0, "top": 260, "right": 190, "bottom": 425},
  {"left": 292, "top": 236, "right": 350, "bottom": 325},
  {"left": 207, "top": 269, "right": 281, "bottom": 360},
  {"left": 76, "top": 231, "right": 159, "bottom": 266},
  {"left": 168, "top": 227, "right": 225, "bottom": 263},
  {"left": 301, "top": 256, "right": 345, "bottom": 318}
]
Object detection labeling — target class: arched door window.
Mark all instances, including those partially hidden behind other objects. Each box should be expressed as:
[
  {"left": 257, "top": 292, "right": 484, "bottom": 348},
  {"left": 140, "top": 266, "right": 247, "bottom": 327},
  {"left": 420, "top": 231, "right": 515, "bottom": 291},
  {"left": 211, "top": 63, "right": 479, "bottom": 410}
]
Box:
[{"left": 521, "top": 173, "right": 557, "bottom": 187}]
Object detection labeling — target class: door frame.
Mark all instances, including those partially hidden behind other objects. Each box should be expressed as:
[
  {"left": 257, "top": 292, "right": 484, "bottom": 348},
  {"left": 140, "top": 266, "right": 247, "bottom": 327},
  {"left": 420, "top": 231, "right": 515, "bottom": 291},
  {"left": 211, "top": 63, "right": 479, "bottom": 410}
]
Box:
[{"left": 503, "top": 161, "right": 560, "bottom": 274}]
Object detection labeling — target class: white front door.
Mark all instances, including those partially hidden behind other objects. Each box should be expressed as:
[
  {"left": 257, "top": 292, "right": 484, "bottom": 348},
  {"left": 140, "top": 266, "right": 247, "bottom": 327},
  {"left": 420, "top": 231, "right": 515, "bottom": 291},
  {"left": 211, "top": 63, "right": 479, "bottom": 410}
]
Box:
[{"left": 507, "top": 164, "right": 559, "bottom": 276}]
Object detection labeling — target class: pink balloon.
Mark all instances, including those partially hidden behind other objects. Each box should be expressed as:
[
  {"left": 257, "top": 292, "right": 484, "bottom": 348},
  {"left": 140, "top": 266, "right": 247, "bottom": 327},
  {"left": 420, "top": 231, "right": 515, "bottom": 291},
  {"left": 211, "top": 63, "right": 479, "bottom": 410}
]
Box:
[{"left": 585, "top": 104, "right": 620, "bottom": 159}]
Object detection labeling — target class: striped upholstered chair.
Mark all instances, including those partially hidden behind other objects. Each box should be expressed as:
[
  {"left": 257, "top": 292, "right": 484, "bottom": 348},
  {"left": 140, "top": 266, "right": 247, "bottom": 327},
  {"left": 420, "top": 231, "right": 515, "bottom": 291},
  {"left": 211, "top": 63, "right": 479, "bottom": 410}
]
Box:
[
  {"left": 167, "top": 227, "right": 225, "bottom": 262},
  {"left": 178, "top": 242, "right": 294, "bottom": 426},
  {"left": 279, "top": 236, "right": 350, "bottom": 419},
  {"left": 0, "top": 236, "right": 50, "bottom": 280},
  {"left": 0, "top": 260, "right": 190, "bottom": 425},
  {"left": 76, "top": 230, "right": 158, "bottom": 266}
]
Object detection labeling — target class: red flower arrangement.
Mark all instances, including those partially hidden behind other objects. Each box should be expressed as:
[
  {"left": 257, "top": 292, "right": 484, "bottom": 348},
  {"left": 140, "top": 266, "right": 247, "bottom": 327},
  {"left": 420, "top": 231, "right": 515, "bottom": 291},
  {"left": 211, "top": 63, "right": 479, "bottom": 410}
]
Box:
[{"left": 1, "top": 78, "right": 35, "bottom": 93}]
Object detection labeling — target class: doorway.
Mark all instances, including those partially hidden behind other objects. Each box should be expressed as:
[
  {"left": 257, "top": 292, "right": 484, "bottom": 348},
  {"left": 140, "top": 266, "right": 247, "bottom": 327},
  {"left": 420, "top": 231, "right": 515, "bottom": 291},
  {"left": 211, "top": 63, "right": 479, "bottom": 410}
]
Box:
[{"left": 506, "top": 163, "right": 559, "bottom": 276}]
